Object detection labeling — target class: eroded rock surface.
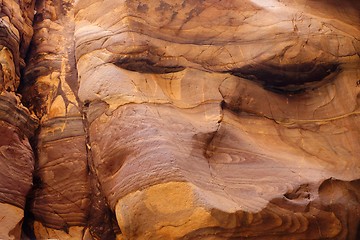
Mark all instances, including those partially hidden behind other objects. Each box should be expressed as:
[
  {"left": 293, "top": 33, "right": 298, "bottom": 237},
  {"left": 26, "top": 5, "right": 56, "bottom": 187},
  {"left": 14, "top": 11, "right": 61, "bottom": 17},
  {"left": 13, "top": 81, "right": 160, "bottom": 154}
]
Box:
[
  {"left": 0, "top": 0, "right": 37, "bottom": 238},
  {"left": 0, "top": 0, "right": 359, "bottom": 239}
]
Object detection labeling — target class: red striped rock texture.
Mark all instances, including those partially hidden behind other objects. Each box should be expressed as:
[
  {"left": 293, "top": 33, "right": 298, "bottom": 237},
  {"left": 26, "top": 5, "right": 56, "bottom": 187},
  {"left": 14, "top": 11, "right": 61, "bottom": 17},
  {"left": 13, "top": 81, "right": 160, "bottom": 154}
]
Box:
[
  {"left": 0, "top": 0, "right": 359, "bottom": 239},
  {"left": 0, "top": 0, "right": 37, "bottom": 238}
]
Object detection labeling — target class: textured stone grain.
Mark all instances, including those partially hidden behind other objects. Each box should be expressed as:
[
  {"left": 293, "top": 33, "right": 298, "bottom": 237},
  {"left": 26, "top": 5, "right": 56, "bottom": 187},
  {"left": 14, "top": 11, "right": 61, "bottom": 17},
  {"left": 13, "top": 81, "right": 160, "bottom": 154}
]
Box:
[{"left": 0, "top": 0, "right": 359, "bottom": 239}]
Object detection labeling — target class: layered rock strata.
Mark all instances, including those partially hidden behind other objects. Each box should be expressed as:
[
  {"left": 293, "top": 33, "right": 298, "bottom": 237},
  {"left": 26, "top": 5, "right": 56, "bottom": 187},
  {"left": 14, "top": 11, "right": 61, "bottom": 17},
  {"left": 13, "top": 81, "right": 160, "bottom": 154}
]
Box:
[
  {"left": 74, "top": 0, "right": 360, "bottom": 239},
  {"left": 0, "top": 0, "right": 36, "bottom": 239},
  {"left": 21, "top": 0, "right": 116, "bottom": 238},
  {"left": 0, "top": 0, "right": 359, "bottom": 239}
]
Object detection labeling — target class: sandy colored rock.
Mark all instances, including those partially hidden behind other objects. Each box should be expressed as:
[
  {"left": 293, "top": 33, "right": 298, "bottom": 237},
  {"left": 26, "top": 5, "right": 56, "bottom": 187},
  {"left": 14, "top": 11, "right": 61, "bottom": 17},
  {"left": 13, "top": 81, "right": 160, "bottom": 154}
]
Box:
[
  {"left": 0, "top": 0, "right": 359, "bottom": 239},
  {"left": 0, "top": 203, "right": 24, "bottom": 240},
  {"left": 33, "top": 221, "right": 87, "bottom": 240},
  {"left": 115, "top": 182, "right": 220, "bottom": 239},
  {"left": 74, "top": 0, "right": 360, "bottom": 239}
]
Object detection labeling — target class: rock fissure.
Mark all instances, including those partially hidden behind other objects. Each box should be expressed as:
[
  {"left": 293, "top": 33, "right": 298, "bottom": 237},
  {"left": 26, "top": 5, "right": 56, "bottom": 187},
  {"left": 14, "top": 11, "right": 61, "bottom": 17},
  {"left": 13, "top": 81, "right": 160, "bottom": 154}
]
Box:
[{"left": 81, "top": 106, "right": 117, "bottom": 239}]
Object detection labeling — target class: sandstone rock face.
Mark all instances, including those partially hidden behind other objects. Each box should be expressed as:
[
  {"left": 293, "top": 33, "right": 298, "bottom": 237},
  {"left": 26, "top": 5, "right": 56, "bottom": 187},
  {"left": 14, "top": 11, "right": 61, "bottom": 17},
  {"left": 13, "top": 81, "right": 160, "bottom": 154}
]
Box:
[
  {"left": 0, "top": 0, "right": 37, "bottom": 238},
  {"left": 0, "top": 0, "right": 359, "bottom": 239}
]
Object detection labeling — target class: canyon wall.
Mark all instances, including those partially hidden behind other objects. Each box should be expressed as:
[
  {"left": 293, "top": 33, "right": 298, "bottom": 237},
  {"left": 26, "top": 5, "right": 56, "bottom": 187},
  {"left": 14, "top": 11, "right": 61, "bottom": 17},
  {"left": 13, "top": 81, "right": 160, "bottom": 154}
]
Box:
[{"left": 0, "top": 0, "right": 359, "bottom": 239}]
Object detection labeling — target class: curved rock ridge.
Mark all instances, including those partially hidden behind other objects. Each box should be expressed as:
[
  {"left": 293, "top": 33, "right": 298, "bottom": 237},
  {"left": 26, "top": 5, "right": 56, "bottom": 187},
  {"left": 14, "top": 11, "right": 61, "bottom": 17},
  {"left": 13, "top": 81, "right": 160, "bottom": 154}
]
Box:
[
  {"left": 115, "top": 179, "right": 360, "bottom": 239},
  {"left": 73, "top": 0, "right": 360, "bottom": 239},
  {"left": 0, "top": 0, "right": 37, "bottom": 239},
  {"left": 74, "top": 0, "right": 359, "bottom": 73},
  {"left": 0, "top": 0, "right": 359, "bottom": 239}
]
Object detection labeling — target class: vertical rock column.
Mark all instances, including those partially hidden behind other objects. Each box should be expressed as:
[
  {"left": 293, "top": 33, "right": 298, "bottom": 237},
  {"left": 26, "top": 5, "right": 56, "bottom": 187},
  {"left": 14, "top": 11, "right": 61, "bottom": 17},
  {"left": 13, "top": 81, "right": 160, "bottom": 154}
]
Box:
[
  {"left": 21, "top": 0, "right": 90, "bottom": 238},
  {"left": 0, "top": 0, "right": 37, "bottom": 239},
  {"left": 22, "top": 0, "right": 117, "bottom": 238}
]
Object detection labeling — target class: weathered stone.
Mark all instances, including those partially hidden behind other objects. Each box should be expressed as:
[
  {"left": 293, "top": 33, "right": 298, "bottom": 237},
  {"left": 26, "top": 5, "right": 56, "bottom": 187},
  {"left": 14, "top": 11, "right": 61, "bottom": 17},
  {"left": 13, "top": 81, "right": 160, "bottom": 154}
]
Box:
[
  {"left": 73, "top": 0, "right": 360, "bottom": 239},
  {"left": 0, "top": 0, "right": 359, "bottom": 239},
  {"left": 0, "top": 203, "right": 24, "bottom": 240},
  {"left": 0, "top": 1, "right": 37, "bottom": 239}
]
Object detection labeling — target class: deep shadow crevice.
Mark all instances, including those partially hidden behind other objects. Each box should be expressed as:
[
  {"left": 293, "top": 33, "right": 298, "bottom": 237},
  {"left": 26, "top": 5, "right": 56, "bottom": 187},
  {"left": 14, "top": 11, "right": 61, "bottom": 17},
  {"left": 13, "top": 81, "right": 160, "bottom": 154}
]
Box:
[{"left": 228, "top": 62, "right": 340, "bottom": 94}]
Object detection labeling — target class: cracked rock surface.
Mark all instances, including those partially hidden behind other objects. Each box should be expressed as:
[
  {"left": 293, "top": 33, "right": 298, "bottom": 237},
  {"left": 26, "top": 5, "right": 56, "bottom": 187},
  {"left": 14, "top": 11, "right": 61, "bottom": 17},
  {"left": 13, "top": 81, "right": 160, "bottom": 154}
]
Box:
[{"left": 0, "top": 0, "right": 359, "bottom": 239}]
